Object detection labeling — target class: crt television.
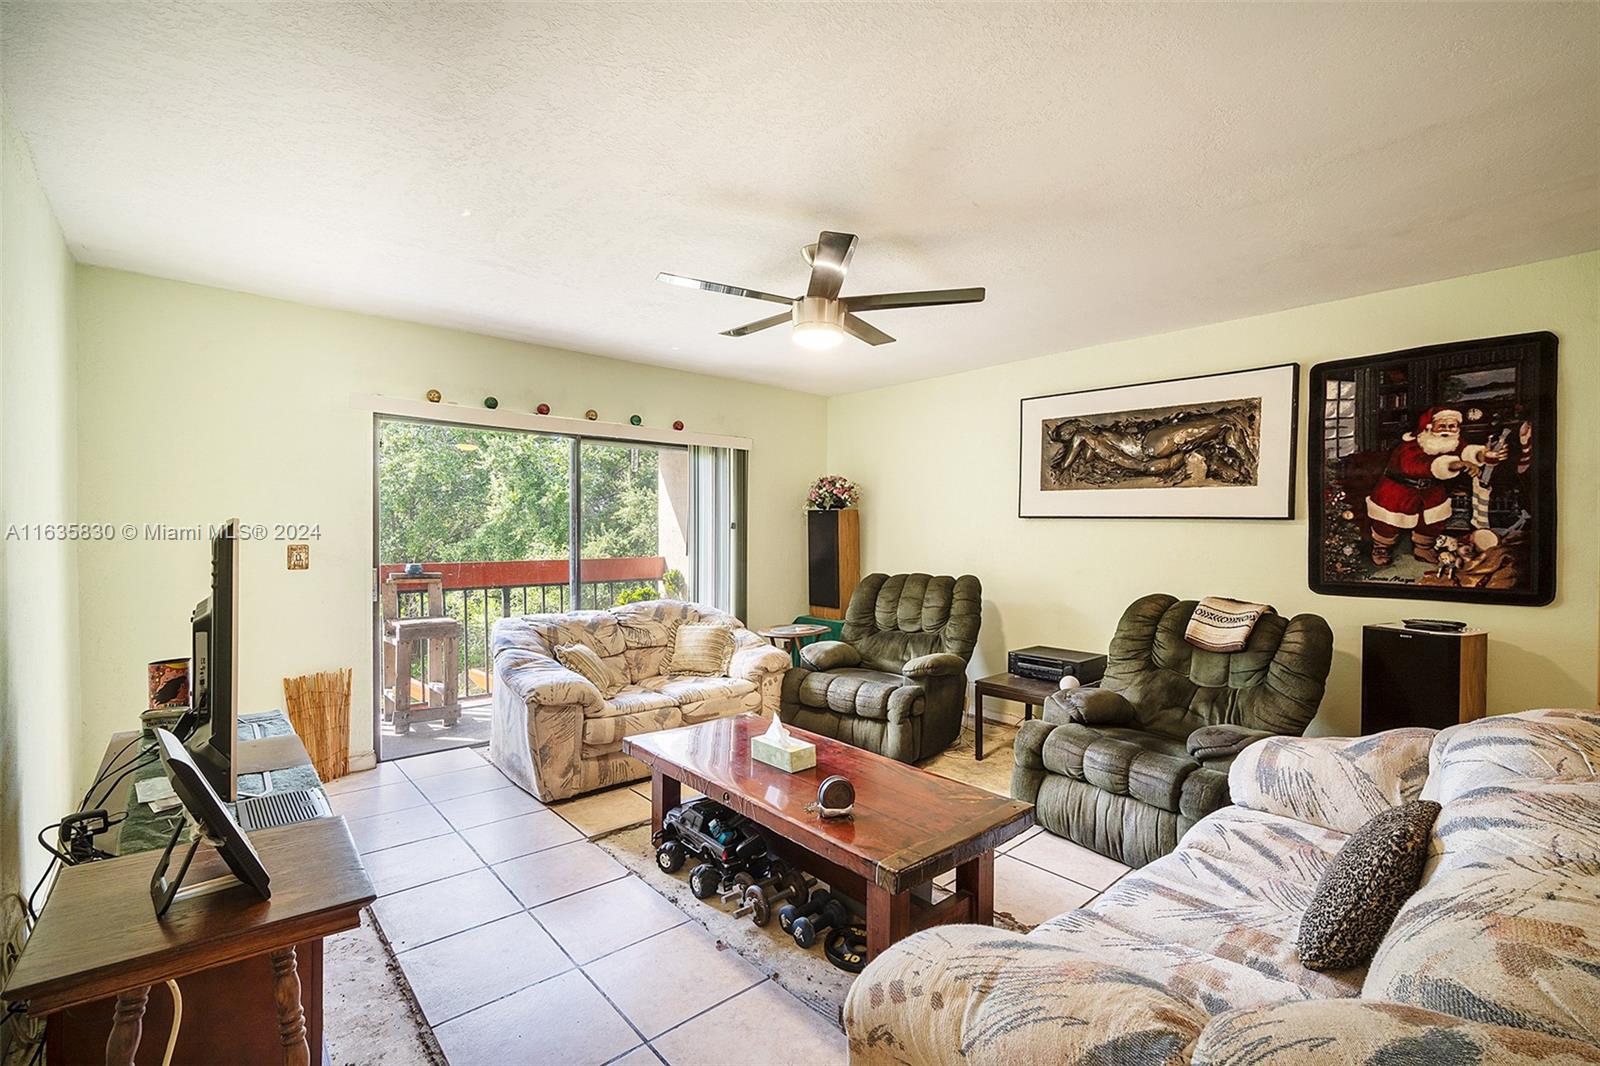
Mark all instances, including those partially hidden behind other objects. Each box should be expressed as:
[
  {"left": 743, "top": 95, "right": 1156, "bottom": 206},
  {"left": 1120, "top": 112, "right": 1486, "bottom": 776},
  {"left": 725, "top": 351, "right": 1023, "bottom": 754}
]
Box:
[{"left": 190, "top": 518, "right": 240, "bottom": 800}]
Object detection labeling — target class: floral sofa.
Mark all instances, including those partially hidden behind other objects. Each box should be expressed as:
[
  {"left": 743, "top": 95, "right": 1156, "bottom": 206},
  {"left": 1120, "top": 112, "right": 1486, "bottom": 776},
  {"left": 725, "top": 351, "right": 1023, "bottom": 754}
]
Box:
[
  {"left": 488, "top": 600, "right": 789, "bottom": 802},
  {"left": 844, "top": 708, "right": 1600, "bottom": 1064}
]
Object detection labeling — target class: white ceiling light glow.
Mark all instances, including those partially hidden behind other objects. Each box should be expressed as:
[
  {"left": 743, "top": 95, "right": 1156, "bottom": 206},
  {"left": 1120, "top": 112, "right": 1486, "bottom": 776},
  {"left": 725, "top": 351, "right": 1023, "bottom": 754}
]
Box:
[
  {"left": 791, "top": 295, "right": 846, "bottom": 350},
  {"left": 792, "top": 320, "right": 844, "bottom": 350}
]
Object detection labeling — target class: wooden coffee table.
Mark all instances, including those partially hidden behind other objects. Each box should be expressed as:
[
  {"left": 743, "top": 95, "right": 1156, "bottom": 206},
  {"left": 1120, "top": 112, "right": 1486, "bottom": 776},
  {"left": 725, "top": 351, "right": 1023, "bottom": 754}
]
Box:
[{"left": 623, "top": 715, "right": 1034, "bottom": 960}]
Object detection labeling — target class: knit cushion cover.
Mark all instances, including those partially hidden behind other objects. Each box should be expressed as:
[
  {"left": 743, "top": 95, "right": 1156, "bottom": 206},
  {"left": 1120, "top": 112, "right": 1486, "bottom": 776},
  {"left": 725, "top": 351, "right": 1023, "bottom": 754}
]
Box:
[{"left": 1298, "top": 799, "right": 1441, "bottom": 971}]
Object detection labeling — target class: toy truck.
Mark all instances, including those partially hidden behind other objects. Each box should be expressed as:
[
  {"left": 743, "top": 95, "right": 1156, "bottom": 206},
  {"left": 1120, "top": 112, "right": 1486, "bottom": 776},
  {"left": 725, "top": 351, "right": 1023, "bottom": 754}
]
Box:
[{"left": 653, "top": 797, "right": 777, "bottom": 899}]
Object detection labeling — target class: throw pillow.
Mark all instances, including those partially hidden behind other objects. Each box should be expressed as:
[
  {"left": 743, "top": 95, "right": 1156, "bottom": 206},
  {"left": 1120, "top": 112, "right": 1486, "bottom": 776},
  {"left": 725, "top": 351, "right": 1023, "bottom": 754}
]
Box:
[
  {"left": 664, "top": 621, "right": 736, "bottom": 677},
  {"left": 1298, "top": 799, "right": 1441, "bottom": 971},
  {"left": 554, "top": 642, "right": 625, "bottom": 697}
]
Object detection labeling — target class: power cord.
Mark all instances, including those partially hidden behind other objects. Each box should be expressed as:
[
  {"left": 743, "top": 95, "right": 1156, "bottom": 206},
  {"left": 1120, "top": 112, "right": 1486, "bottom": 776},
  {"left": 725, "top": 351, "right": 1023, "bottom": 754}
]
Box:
[
  {"left": 1, "top": 895, "right": 43, "bottom": 1066},
  {"left": 160, "top": 980, "right": 182, "bottom": 1066},
  {"left": 23, "top": 737, "right": 153, "bottom": 921}
]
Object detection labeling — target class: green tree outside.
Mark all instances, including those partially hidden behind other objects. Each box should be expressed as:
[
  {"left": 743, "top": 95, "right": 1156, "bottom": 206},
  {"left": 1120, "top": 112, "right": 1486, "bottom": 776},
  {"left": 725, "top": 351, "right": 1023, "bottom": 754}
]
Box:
[{"left": 377, "top": 419, "right": 681, "bottom": 695}]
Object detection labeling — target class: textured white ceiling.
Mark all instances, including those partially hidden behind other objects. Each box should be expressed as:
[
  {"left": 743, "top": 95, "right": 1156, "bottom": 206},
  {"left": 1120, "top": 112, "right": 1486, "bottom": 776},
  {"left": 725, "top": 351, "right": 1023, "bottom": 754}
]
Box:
[{"left": 3, "top": 2, "right": 1597, "bottom": 395}]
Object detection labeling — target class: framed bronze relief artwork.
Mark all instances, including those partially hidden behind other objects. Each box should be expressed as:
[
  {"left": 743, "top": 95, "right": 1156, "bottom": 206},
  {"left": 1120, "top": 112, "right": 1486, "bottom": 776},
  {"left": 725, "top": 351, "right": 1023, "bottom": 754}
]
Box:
[
  {"left": 1019, "top": 363, "right": 1298, "bottom": 519},
  {"left": 1308, "top": 332, "right": 1557, "bottom": 606}
]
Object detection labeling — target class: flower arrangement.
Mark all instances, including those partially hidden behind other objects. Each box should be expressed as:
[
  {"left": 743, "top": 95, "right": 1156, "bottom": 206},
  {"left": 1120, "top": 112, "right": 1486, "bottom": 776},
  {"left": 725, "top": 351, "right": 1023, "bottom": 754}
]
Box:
[{"left": 807, "top": 474, "right": 860, "bottom": 510}]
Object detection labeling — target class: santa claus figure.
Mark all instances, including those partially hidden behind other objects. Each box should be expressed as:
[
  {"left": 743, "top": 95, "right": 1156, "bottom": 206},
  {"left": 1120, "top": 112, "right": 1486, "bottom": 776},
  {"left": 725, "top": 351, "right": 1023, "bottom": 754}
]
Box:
[{"left": 1366, "top": 407, "right": 1506, "bottom": 566}]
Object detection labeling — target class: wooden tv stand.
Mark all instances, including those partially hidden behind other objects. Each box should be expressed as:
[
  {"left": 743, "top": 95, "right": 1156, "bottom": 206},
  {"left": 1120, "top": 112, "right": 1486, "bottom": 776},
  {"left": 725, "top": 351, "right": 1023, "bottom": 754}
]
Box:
[{"left": 3, "top": 724, "right": 373, "bottom": 1065}]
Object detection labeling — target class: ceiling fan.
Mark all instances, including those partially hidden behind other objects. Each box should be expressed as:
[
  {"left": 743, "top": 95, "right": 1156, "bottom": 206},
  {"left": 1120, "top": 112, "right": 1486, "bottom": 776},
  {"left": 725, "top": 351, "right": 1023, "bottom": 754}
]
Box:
[{"left": 657, "top": 230, "right": 985, "bottom": 350}]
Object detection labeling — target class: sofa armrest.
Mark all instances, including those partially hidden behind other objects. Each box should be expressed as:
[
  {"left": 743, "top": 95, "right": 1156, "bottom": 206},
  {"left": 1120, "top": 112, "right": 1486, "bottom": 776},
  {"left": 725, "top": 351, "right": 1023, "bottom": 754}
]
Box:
[
  {"left": 1187, "top": 724, "right": 1275, "bottom": 762},
  {"left": 1043, "top": 686, "right": 1136, "bottom": 727},
  {"left": 1194, "top": 999, "right": 1600, "bottom": 1066},
  {"left": 845, "top": 925, "right": 1209, "bottom": 1066},
  {"left": 729, "top": 641, "right": 790, "bottom": 681},
  {"left": 1228, "top": 728, "right": 1435, "bottom": 834},
  {"left": 903, "top": 652, "right": 965, "bottom": 680},
  {"left": 493, "top": 648, "right": 604, "bottom": 715},
  {"left": 799, "top": 640, "right": 861, "bottom": 671}
]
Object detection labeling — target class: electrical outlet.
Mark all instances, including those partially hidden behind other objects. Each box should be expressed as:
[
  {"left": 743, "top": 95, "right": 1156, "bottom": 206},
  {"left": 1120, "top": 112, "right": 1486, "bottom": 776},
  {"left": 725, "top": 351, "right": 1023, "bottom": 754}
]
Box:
[{"left": 287, "top": 543, "right": 310, "bottom": 570}]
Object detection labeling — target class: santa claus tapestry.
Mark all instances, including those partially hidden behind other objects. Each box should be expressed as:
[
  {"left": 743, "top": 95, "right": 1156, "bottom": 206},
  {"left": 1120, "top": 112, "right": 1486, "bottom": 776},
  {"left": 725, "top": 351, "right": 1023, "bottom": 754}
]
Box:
[{"left": 1308, "top": 332, "right": 1557, "bottom": 606}]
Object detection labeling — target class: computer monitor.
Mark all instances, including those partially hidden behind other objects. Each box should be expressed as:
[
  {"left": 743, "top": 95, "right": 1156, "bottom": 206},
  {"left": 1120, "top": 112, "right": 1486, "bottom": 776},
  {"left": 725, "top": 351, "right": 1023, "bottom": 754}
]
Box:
[
  {"left": 151, "top": 727, "right": 271, "bottom": 917},
  {"left": 190, "top": 518, "right": 240, "bottom": 800}
]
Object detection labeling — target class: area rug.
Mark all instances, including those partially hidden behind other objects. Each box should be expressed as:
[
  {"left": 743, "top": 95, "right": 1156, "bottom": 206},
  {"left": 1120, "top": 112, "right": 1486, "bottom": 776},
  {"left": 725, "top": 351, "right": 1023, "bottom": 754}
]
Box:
[
  {"left": 325, "top": 910, "right": 446, "bottom": 1066},
  {"left": 592, "top": 720, "right": 1031, "bottom": 1028}
]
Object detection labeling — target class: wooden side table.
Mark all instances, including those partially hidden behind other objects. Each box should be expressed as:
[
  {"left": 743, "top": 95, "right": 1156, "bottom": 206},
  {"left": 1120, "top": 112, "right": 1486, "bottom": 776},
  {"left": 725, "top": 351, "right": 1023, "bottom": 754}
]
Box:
[
  {"left": 3, "top": 817, "right": 373, "bottom": 1066},
  {"left": 971, "top": 672, "right": 1064, "bottom": 761},
  {"left": 757, "top": 624, "right": 831, "bottom": 655}
]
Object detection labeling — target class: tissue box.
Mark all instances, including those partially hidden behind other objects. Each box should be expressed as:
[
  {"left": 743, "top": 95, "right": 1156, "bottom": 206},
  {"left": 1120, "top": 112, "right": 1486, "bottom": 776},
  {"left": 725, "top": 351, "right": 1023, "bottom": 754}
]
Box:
[{"left": 751, "top": 733, "right": 817, "bottom": 773}]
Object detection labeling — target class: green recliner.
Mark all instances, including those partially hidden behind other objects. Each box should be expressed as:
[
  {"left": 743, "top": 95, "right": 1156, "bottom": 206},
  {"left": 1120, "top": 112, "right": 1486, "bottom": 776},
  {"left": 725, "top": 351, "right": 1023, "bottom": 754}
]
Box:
[
  {"left": 1011, "top": 593, "right": 1333, "bottom": 867},
  {"left": 779, "top": 573, "right": 982, "bottom": 762}
]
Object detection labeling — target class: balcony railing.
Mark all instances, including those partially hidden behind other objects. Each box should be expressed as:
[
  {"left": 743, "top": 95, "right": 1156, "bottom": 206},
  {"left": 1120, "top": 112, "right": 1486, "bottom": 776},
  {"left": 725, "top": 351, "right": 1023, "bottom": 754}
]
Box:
[{"left": 379, "top": 557, "right": 668, "bottom": 699}]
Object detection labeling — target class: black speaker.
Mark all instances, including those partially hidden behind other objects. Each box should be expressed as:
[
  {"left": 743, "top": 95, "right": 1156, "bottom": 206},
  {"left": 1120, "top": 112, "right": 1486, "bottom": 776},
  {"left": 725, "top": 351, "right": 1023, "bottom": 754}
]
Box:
[
  {"left": 1361, "top": 623, "right": 1486, "bottom": 733},
  {"left": 807, "top": 511, "right": 839, "bottom": 610},
  {"left": 806, "top": 509, "right": 858, "bottom": 620}
]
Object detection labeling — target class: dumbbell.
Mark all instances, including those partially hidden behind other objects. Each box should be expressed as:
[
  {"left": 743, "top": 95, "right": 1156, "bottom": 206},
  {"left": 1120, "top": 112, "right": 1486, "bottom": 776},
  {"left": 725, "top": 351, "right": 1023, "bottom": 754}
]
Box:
[
  {"left": 738, "top": 868, "right": 812, "bottom": 927},
  {"left": 791, "top": 895, "right": 850, "bottom": 949},
  {"left": 778, "top": 888, "right": 831, "bottom": 935}
]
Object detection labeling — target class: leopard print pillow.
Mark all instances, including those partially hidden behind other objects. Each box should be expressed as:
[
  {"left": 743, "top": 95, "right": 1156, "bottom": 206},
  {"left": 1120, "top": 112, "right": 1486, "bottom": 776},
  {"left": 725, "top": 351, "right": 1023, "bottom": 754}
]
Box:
[{"left": 1298, "top": 799, "right": 1441, "bottom": 971}]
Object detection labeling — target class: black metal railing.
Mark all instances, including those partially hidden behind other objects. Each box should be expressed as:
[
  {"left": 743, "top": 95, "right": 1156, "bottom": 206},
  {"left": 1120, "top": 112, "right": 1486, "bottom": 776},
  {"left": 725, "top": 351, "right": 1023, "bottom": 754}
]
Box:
[{"left": 392, "top": 578, "right": 663, "bottom": 698}]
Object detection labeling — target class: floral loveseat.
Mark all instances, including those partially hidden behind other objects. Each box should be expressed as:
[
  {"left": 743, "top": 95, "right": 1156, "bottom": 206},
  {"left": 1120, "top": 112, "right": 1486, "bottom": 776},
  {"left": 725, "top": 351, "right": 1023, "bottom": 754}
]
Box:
[
  {"left": 488, "top": 600, "right": 789, "bottom": 802},
  {"left": 844, "top": 708, "right": 1600, "bottom": 1064}
]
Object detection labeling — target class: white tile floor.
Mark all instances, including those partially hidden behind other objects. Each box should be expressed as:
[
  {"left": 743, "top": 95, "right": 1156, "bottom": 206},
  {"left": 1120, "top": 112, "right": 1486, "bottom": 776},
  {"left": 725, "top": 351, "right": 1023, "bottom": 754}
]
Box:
[{"left": 335, "top": 744, "right": 1131, "bottom": 1066}]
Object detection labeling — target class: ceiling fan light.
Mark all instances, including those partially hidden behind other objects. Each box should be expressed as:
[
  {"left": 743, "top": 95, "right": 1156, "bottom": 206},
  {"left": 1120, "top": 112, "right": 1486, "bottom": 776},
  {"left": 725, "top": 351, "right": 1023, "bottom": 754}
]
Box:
[{"left": 793, "top": 321, "right": 844, "bottom": 350}]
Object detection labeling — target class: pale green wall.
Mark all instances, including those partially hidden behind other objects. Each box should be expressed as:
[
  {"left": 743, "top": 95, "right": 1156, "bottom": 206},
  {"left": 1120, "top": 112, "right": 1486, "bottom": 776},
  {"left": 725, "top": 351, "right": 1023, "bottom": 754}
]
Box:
[
  {"left": 827, "top": 253, "right": 1600, "bottom": 736},
  {"left": 0, "top": 106, "right": 80, "bottom": 905},
  {"left": 72, "top": 268, "right": 830, "bottom": 780},
  {"left": 18, "top": 171, "right": 1600, "bottom": 860}
]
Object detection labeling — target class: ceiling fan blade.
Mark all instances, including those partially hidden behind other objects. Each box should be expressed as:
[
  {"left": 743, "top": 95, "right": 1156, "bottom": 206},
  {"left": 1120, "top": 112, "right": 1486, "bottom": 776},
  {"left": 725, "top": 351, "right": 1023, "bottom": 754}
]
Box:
[
  {"left": 805, "top": 231, "right": 858, "bottom": 300},
  {"left": 842, "top": 314, "right": 895, "bottom": 346},
  {"left": 720, "top": 311, "right": 792, "bottom": 338},
  {"left": 656, "top": 273, "right": 793, "bottom": 306},
  {"left": 844, "top": 287, "right": 986, "bottom": 311}
]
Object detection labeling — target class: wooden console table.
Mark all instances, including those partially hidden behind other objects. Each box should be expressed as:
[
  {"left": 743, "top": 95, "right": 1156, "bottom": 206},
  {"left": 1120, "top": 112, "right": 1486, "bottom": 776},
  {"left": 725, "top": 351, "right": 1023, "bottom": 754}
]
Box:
[
  {"left": 3, "top": 719, "right": 373, "bottom": 1065},
  {"left": 4, "top": 817, "right": 372, "bottom": 1066}
]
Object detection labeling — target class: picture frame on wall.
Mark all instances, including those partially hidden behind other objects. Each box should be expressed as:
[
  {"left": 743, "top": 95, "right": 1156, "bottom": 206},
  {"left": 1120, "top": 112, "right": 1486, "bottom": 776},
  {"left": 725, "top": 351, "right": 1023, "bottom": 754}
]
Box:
[
  {"left": 1018, "top": 363, "right": 1299, "bottom": 519},
  {"left": 1307, "top": 332, "right": 1557, "bottom": 606}
]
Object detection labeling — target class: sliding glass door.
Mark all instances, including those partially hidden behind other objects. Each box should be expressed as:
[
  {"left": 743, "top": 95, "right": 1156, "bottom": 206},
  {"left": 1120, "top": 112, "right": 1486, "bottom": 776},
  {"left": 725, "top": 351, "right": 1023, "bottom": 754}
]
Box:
[
  {"left": 373, "top": 415, "right": 739, "bottom": 760},
  {"left": 578, "top": 439, "right": 692, "bottom": 609}
]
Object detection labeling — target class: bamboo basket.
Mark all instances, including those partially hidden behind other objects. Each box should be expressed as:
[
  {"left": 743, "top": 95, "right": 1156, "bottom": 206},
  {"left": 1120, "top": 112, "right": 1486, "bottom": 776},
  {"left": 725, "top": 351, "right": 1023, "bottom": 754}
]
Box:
[{"left": 283, "top": 668, "right": 353, "bottom": 782}]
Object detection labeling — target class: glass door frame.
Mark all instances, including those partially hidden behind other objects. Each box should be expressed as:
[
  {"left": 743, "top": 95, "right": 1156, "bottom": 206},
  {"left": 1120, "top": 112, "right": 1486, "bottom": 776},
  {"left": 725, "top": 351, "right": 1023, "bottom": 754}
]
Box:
[{"left": 368, "top": 412, "right": 699, "bottom": 760}]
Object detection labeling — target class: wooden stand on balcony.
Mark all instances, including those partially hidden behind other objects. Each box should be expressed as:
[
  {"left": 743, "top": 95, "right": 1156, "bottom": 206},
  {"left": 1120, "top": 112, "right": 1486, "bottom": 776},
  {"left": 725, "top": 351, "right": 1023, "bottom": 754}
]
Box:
[{"left": 382, "top": 572, "right": 461, "bottom": 734}]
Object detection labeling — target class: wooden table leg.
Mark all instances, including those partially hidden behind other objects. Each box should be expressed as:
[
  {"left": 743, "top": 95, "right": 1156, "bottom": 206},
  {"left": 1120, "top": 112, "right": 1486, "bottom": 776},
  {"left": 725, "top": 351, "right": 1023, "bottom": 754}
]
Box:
[
  {"left": 105, "top": 985, "right": 149, "bottom": 1066},
  {"left": 650, "top": 770, "right": 681, "bottom": 837},
  {"left": 973, "top": 687, "right": 985, "bottom": 761},
  {"left": 865, "top": 883, "right": 912, "bottom": 960},
  {"left": 956, "top": 849, "right": 995, "bottom": 926},
  {"left": 270, "top": 946, "right": 312, "bottom": 1066}
]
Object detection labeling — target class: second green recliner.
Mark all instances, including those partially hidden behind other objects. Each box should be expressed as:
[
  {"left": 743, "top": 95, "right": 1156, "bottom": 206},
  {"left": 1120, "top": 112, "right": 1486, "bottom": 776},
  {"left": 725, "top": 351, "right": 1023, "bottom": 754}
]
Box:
[
  {"left": 779, "top": 573, "right": 982, "bottom": 762},
  {"left": 1011, "top": 593, "right": 1333, "bottom": 867}
]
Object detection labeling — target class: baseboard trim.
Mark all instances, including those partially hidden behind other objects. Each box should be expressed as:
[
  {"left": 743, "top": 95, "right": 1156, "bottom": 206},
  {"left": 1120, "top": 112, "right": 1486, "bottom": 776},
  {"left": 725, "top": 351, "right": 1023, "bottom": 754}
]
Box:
[
  {"left": 966, "top": 702, "right": 1026, "bottom": 728},
  {"left": 348, "top": 749, "right": 377, "bottom": 772}
]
